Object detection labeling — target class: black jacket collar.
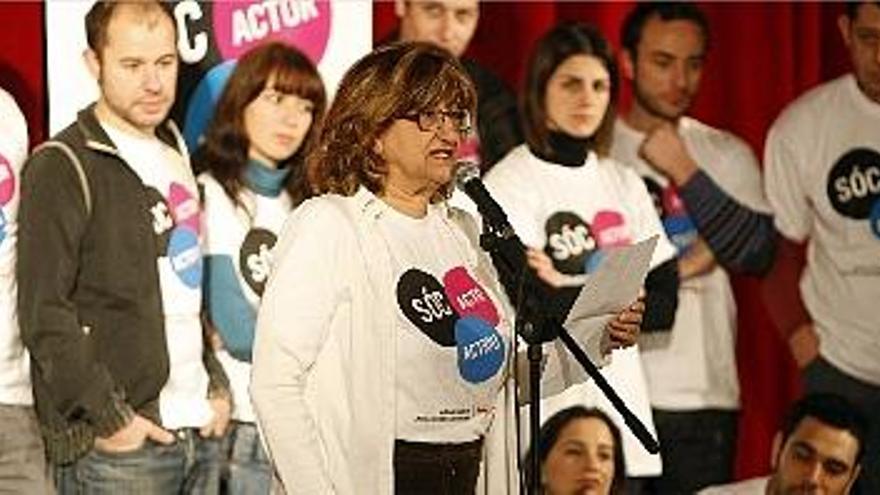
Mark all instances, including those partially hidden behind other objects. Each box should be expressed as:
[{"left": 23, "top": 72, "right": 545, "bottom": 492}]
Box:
[{"left": 75, "top": 103, "right": 184, "bottom": 157}]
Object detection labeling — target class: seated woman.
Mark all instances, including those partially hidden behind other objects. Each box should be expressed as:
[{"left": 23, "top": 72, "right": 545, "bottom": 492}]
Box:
[
  {"left": 250, "top": 41, "right": 644, "bottom": 495},
  {"left": 527, "top": 406, "right": 626, "bottom": 495},
  {"left": 482, "top": 21, "right": 680, "bottom": 480},
  {"left": 195, "top": 41, "right": 326, "bottom": 494}
]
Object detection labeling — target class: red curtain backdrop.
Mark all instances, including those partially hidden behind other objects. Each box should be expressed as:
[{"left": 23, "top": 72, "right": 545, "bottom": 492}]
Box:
[
  {"left": 0, "top": 0, "right": 850, "bottom": 481},
  {"left": 0, "top": 1, "right": 46, "bottom": 148}
]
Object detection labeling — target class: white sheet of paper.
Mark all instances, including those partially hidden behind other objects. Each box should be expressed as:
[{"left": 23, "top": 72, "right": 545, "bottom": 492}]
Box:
[
  {"left": 563, "top": 235, "right": 658, "bottom": 322},
  {"left": 540, "top": 236, "right": 658, "bottom": 396}
]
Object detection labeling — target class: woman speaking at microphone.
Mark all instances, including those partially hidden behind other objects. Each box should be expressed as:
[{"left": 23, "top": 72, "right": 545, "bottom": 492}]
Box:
[
  {"left": 250, "top": 42, "right": 643, "bottom": 495},
  {"left": 482, "top": 22, "right": 680, "bottom": 483}
]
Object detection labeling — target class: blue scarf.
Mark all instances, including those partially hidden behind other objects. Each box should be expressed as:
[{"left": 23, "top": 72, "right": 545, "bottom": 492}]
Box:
[{"left": 244, "top": 159, "right": 291, "bottom": 197}]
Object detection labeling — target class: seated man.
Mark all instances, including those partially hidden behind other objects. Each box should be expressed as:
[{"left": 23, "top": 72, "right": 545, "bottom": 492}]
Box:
[{"left": 699, "top": 393, "right": 867, "bottom": 495}]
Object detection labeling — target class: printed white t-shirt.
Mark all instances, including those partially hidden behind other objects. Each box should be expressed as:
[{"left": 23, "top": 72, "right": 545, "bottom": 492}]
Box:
[
  {"left": 611, "top": 117, "right": 768, "bottom": 410},
  {"left": 199, "top": 172, "right": 291, "bottom": 422},
  {"left": 0, "top": 89, "right": 30, "bottom": 405},
  {"left": 103, "top": 123, "right": 212, "bottom": 429},
  {"left": 765, "top": 74, "right": 880, "bottom": 386},
  {"left": 378, "top": 204, "right": 510, "bottom": 443}
]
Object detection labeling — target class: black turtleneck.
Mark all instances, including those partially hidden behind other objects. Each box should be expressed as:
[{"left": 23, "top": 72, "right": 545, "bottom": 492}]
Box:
[{"left": 531, "top": 131, "right": 592, "bottom": 167}]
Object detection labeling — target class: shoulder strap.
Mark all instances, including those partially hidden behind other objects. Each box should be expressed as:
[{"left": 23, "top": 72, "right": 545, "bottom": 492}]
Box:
[{"left": 32, "top": 140, "right": 93, "bottom": 217}]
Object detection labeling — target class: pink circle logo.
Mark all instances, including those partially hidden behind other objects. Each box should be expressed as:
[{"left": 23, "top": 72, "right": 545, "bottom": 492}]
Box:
[
  {"left": 0, "top": 155, "right": 15, "bottom": 206},
  {"left": 443, "top": 267, "right": 500, "bottom": 327},
  {"left": 662, "top": 185, "right": 686, "bottom": 217},
  {"left": 591, "top": 210, "right": 631, "bottom": 248},
  {"left": 212, "top": 0, "right": 332, "bottom": 63},
  {"left": 168, "top": 182, "right": 201, "bottom": 235}
]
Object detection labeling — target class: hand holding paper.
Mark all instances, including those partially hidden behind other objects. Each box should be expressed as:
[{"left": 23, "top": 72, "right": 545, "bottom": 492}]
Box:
[{"left": 539, "top": 236, "right": 658, "bottom": 396}]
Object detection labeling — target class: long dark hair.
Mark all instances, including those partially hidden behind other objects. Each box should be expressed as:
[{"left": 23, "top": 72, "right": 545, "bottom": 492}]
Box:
[
  {"left": 521, "top": 22, "right": 619, "bottom": 158},
  {"left": 524, "top": 406, "right": 626, "bottom": 494},
  {"left": 194, "top": 41, "right": 326, "bottom": 209},
  {"left": 307, "top": 42, "right": 476, "bottom": 202}
]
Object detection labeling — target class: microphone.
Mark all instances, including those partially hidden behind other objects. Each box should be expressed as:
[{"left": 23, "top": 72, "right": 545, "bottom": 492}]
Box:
[
  {"left": 454, "top": 161, "right": 515, "bottom": 237},
  {"left": 454, "top": 160, "right": 549, "bottom": 341}
]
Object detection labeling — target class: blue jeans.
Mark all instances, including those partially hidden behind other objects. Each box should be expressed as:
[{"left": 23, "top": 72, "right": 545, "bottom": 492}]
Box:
[
  {"left": 55, "top": 429, "right": 222, "bottom": 495},
  {"left": 222, "top": 422, "right": 271, "bottom": 495}
]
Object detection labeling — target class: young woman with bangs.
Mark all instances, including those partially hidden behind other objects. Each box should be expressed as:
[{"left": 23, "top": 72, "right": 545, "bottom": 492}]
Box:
[{"left": 194, "top": 41, "right": 326, "bottom": 494}]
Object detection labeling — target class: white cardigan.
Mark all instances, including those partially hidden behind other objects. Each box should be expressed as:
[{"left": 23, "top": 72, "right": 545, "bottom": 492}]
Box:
[{"left": 251, "top": 188, "right": 524, "bottom": 494}]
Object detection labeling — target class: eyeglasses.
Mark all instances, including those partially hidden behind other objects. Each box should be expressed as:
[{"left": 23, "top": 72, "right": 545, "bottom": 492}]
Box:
[{"left": 401, "top": 109, "right": 472, "bottom": 134}]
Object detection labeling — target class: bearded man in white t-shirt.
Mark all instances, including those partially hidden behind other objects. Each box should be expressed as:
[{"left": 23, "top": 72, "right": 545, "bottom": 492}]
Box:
[
  {"left": 763, "top": 2, "right": 880, "bottom": 492},
  {"left": 610, "top": 3, "right": 778, "bottom": 493}
]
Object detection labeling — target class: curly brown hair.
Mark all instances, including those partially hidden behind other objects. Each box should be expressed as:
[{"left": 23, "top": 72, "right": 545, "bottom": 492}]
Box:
[{"left": 307, "top": 42, "right": 476, "bottom": 200}]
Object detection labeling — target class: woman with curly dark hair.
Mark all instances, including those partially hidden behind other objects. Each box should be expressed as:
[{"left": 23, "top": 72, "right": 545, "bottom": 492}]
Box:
[
  {"left": 250, "top": 41, "right": 504, "bottom": 495},
  {"left": 251, "top": 40, "right": 642, "bottom": 495}
]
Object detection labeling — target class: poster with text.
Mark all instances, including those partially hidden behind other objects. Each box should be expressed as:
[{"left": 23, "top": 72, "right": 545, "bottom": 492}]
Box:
[{"left": 46, "top": 0, "right": 371, "bottom": 149}]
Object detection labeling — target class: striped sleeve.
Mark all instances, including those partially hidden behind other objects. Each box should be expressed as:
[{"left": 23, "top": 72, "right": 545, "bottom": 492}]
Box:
[{"left": 678, "top": 169, "right": 777, "bottom": 276}]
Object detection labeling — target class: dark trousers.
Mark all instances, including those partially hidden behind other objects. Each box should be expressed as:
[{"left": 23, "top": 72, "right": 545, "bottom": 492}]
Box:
[
  {"left": 804, "top": 357, "right": 880, "bottom": 495},
  {"left": 640, "top": 408, "right": 738, "bottom": 494},
  {"left": 393, "top": 438, "right": 483, "bottom": 495}
]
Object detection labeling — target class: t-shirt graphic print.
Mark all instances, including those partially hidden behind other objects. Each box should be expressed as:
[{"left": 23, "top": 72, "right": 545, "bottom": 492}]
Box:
[
  {"left": 642, "top": 177, "right": 697, "bottom": 256},
  {"left": 397, "top": 265, "right": 505, "bottom": 384},
  {"left": 239, "top": 227, "right": 276, "bottom": 296},
  {"left": 544, "top": 209, "right": 633, "bottom": 276},
  {"left": 826, "top": 147, "right": 880, "bottom": 246},
  {"left": 146, "top": 181, "right": 203, "bottom": 292},
  {"left": 380, "top": 205, "right": 508, "bottom": 443}
]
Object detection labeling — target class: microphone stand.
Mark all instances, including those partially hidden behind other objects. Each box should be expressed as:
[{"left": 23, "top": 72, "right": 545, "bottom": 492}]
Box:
[{"left": 477, "top": 216, "right": 659, "bottom": 495}]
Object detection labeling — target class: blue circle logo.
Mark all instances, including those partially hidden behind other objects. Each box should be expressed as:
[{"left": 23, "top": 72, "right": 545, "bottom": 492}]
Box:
[
  {"left": 168, "top": 227, "right": 203, "bottom": 289},
  {"left": 455, "top": 316, "right": 505, "bottom": 384},
  {"left": 583, "top": 248, "right": 607, "bottom": 274},
  {"left": 663, "top": 215, "right": 697, "bottom": 254}
]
